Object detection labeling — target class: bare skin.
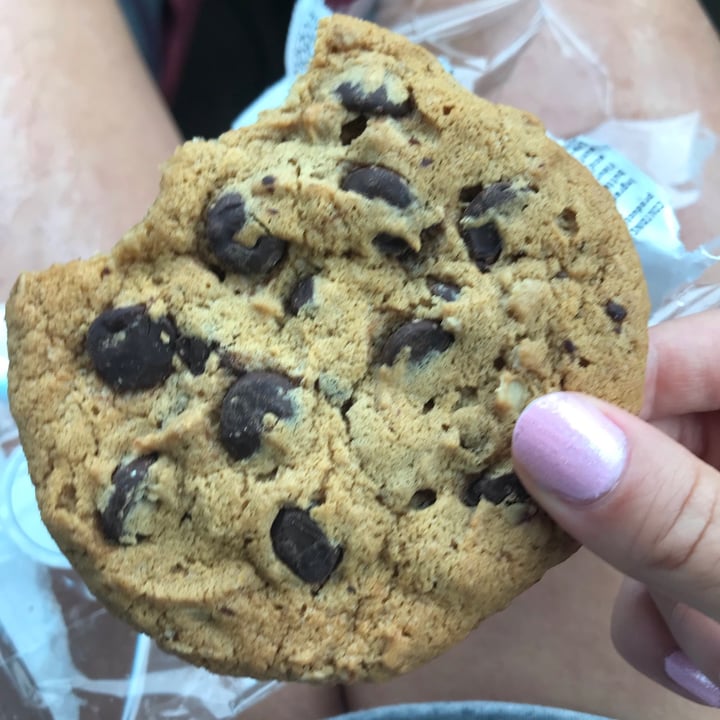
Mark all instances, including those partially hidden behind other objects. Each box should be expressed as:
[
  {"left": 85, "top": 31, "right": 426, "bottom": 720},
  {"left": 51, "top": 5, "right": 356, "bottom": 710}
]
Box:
[
  {"left": 0, "top": 0, "right": 180, "bottom": 300},
  {"left": 2, "top": 1, "right": 720, "bottom": 718}
]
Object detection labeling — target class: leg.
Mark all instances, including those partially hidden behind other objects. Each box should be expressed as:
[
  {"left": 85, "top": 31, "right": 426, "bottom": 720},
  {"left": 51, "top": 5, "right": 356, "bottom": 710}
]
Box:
[
  {"left": 0, "top": 4, "right": 346, "bottom": 716},
  {"left": 0, "top": 0, "right": 180, "bottom": 299},
  {"left": 346, "top": 0, "right": 720, "bottom": 716},
  {"left": 243, "top": 683, "right": 347, "bottom": 720},
  {"left": 346, "top": 552, "right": 720, "bottom": 718}
]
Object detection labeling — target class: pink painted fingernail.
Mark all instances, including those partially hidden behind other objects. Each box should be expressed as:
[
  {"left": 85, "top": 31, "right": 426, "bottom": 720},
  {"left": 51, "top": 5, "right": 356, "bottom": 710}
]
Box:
[
  {"left": 665, "top": 651, "right": 720, "bottom": 707},
  {"left": 512, "top": 393, "right": 627, "bottom": 502}
]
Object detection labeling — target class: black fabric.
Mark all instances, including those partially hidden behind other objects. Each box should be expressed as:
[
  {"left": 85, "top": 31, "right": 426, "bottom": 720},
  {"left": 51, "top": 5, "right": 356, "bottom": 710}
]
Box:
[
  {"left": 171, "top": 0, "right": 295, "bottom": 139},
  {"left": 702, "top": 0, "right": 720, "bottom": 29}
]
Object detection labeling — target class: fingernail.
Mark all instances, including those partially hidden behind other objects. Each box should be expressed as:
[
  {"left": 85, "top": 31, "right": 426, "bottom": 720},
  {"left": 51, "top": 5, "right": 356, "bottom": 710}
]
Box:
[
  {"left": 512, "top": 393, "right": 627, "bottom": 502},
  {"left": 665, "top": 651, "right": 720, "bottom": 707}
]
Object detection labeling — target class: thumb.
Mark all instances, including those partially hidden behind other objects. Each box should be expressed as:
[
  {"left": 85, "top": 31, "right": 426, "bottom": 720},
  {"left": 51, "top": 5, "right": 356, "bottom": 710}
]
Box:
[{"left": 513, "top": 392, "right": 720, "bottom": 620}]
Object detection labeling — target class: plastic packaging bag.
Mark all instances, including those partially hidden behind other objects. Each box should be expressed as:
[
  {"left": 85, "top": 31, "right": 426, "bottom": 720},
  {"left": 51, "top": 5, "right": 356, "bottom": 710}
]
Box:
[
  {"left": 4, "top": 0, "right": 719, "bottom": 717},
  {"left": 238, "top": 0, "right": 718, "bottom": 248},
  {"left": 0, "top": 314, "right": 277, "bottom": 717}
]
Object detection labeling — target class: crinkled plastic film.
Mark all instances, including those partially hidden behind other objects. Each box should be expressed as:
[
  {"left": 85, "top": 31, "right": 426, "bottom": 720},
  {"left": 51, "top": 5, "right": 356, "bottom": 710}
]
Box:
[
  {"left": 3, "top": 0, "right": 719, "bottom": 717},
  {"left": 0, "top": 367, "right": 278, "bottom": 717}
]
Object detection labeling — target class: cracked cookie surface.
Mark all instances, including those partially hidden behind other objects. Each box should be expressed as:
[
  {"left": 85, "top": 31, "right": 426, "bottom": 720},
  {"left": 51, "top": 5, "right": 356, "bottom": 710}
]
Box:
[{"left": 7, "top": 15, "right": 649, "bottom": 682}]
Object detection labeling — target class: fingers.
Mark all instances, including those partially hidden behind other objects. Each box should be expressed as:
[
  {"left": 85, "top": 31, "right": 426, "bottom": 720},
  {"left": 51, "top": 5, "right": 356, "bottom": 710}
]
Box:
[
  {"left": 611, "top": 579, "right": 678, "bottom": 687},
  {"left": 612, "top": 580, "right": 720, "bottom": 707},
  {"left": 512, "top": 392, "right": 720, "bottom": 620},
  {"left": 652, "top": 591, "right": 720, "bottom": 698},
  {"left": 651, "top": 412, "right": 720, "bottom": 471},
  {"left": 643, "top": 309, "right": 720, "bottom": 420}
]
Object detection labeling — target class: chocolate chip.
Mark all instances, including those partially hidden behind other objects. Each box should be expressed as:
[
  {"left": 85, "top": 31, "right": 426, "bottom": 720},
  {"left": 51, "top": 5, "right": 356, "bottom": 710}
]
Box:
[
  {"left": 557, "top": 207, "right": 579, "bottom": 235},
  {"left": 461, "top": 222, "right": 503, "bottom": 271},
  {"left": 271, "top": 507, "right": 342, "bottom": 584},
  {"left": 429, "top": 280, "right": 461, "bottom": 302},
  {"left": 220, "top": 372, "right": 295, "bottom": 460},
  {"left": 341, "top": 166, "right": 412, "bottom": 209},
  {"left": 222, "top": 235, "right": 286, "bottom": 275},
  {"left": 177, "top": 336, "right": 216, "bottom": 375},
  {"left": 380, "top": 320, "right": 454, "bottom": 366},
  {"left": 286, "top": 276, "right": 315, "bottom": 316},
  {"left": 410, "top": 489, "right": 437, "bottom": 510},
  {"left": 459, "top": 183, "right": 483, "bottom": 203},
  {"left": 207, "top": 193, "right": 287, "bottom": 274},
  {"left": 373, "top": 233, "right": 415, "bottom": 259},
  {"left": 218, "top": 351, "right": 245, "bottom": 375},
  {"left": 605, "top": 301, "right": 627, "bottom": 324},
  {"left": 101, "top": 455, "right": 158, "bottom": 543},
  {"left": 87, "top": 306, "right": 176, "bottom": 391},
  {"left": 465, "top": 182, "right": 516, "bottom": 217},
  {"left": 340, "top": 115, "right": 368, "bottom": 145},
  {"left": 336, "top": 82, "right": 412, "bottom": 117},
  {"left": 462, "top": 471, "right": 530, "bottom": 507},
  {"left": 261, "top": 175, "right": 275, "bottom": 186},
  {"left": 562, "top": 339, "right": 577, "bottom": 354},
  {"left": 459, "top": 183, "right": 517, "bottom": 270},
  {"left": 207, "top": 193, "right": 245, "bottom": 238}
]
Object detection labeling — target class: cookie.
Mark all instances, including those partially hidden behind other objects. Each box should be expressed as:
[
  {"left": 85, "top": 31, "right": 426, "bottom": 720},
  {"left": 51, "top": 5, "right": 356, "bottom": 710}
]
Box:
[{"left": 6, "top": 15, "right": 649, "bottom": 682}]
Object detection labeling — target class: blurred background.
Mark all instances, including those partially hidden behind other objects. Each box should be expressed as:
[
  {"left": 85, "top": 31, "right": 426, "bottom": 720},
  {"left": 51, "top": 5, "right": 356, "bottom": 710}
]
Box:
[{"left": 123, "top": 0, "right": 720, "bottom": 141}]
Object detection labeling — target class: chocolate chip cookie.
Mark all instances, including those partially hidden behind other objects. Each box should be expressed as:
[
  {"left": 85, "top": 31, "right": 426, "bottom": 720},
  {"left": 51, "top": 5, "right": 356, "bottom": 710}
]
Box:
[{"left": 6, "top": 15, "right": 649, "bottom": 682}]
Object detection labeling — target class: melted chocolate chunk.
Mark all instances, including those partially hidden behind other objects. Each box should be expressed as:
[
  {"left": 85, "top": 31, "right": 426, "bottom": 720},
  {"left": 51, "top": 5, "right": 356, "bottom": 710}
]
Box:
[
  {"left": 605, "top": 301, "right": 628, "bottom": 324},
  {"left": 341, "top": 166, "right": 412, "bottom": 209},
  {"left": 461, "top": 222, "right": 503, "bottom": 271},
  {"left": 340, "top": 115, "right": 368, "bottom": 145},
  {"left": 462, "top": 471, "right": 530, "bottom": 507},
  {"left": 459, "top": 183, "right": 483, "bottom": 203},
  {"left": 380, "top": 320, "right": 454, "bottom": 366},
  {"left": 87, "top": 306, "right": 176, "bottom": 391},
  {"left": 286, "top": 276, "right": 315, "bottom": 316},
  {"left": 336, "top": 82, "right": 412, "bottom": 117},
  {"left": 465, "top": 182, "right": 516, "bottom": 216},
  {"left": 207, "top": 192, "right": 246, "bottom": 239},
  {"left": 429, "top": 280, "right": 461, "bottom": 302},
  {"left": 271, "top": 507, "right": 342, "bottom": 584},
  {"left": 459, "top": 183, "right": 518, "bottom": 270},
  {"left": 177, "top": 336, "right": 215, "bottom": 375},
  {"left": 101, "top": 455, "right": 158, "bottom": 543},
  {"left": 220, "top": 372, "right": 295, "bottom": 460},
  {"left": 373, "top": 233, "right": 415, "bottom": 259},
  {"left": 206, "top": 193, "right": 286, "bottom": 274},
  {"left": 410, "top": 489, "right": 437, "bottom": 510}
]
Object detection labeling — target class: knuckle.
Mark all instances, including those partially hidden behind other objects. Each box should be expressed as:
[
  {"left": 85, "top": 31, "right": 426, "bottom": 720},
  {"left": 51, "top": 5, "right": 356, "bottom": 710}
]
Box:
[{"left": 628, "top": 460, "right": 720, "bottom": 581}]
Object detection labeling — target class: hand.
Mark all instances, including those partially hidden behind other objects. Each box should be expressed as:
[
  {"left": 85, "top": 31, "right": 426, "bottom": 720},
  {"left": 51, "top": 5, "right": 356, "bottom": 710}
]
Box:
[{"left": 512, "top": 309, "right": 720, "bottom": 708}]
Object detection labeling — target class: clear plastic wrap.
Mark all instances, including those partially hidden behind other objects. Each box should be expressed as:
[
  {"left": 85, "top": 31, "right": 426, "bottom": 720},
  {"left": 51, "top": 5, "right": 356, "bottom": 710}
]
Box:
[
  {"left": 0, "top": 323, "right": 276, "bottom": 720},
  {"left": 238, "top": 0, "right": 719, "bottom": 250},
  {"left": 4, "top": 0, "right": 719, "bottom": 717}
]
